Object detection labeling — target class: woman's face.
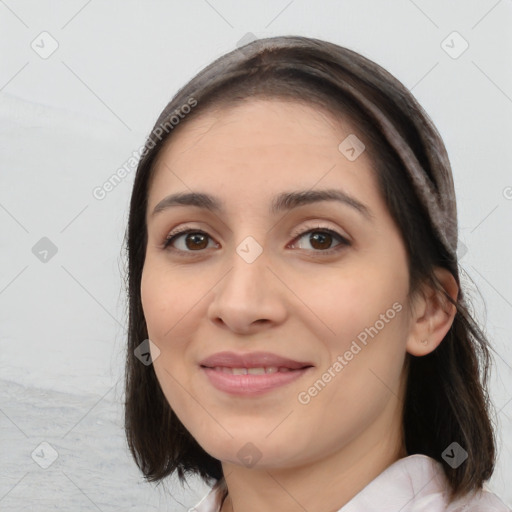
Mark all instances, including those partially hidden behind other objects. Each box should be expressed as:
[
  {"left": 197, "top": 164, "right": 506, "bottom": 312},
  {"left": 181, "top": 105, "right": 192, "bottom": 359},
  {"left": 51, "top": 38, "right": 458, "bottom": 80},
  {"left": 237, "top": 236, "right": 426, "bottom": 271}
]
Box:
[{"left": 141, "top": 99, "right": 414, "bottom": 470}]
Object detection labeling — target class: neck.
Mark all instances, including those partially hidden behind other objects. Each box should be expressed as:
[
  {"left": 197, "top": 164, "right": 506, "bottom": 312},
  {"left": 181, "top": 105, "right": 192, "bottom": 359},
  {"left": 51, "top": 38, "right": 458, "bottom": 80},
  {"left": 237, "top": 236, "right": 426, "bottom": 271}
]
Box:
[{"left": 219, "top": 423, "right": 406, "bottom": 512}]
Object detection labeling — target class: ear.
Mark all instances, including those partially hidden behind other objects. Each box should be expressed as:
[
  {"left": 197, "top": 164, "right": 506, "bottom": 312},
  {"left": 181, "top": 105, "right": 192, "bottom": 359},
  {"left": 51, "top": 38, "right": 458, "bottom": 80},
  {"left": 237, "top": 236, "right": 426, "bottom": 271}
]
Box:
[{"left": 406, "top": 267, "right": 458, "bottom": 357}]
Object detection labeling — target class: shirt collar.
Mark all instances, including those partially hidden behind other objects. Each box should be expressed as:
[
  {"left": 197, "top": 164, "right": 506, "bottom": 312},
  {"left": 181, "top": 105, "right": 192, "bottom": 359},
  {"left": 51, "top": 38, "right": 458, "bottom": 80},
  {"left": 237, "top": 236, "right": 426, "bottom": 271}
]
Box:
[
  {"left": 339, "top": 454, "right": 449, "bottom": 511},
  {"left": 194, "top": 455, "right": 452, "bottom": 512}
]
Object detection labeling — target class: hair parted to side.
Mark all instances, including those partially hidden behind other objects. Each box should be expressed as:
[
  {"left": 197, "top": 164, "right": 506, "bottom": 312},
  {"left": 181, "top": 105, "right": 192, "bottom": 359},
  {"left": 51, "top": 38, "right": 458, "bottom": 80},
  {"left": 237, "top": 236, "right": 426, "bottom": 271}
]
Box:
[{"left": 124, "top": 36, "right": 497, "bottom": 501}]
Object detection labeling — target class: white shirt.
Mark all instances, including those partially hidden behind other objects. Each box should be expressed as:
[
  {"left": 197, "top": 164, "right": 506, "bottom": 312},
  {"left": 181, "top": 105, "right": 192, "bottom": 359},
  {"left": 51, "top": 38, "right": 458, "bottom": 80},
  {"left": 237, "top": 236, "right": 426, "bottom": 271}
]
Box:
[{"left": 191, "top": 454, "right": 511, "bottom": 511}]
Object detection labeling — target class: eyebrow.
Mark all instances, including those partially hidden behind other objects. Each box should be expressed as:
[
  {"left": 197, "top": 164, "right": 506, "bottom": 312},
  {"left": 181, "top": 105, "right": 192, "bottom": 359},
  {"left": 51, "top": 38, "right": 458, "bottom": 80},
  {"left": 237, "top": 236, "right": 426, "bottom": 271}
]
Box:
[{"left": 151, "top": 189, "right": 373, "bottom": 220}]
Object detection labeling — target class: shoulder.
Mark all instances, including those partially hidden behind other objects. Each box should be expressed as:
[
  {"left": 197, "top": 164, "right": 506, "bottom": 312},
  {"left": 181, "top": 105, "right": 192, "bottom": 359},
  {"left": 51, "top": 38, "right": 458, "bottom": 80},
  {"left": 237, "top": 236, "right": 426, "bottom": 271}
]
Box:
[
  {"left": 346, "top": 454, "right": 511, "bottom": 512},
  {"left": 446, "top": 487, "right": 511, "bottom": 512}
]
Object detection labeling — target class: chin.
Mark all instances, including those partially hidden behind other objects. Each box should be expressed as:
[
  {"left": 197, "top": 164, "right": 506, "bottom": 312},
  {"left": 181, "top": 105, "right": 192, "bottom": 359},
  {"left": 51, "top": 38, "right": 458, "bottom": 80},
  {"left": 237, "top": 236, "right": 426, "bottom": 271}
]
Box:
[{"left": 199, "top": 434, "right": 306, "bottom": 471}]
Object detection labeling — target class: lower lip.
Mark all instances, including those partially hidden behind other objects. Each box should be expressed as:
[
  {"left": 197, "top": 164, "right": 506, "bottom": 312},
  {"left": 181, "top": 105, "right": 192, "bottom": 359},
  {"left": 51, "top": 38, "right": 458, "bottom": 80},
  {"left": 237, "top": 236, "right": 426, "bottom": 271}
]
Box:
[{"left": 201, "top": 367, "right": 312, "bottom": 396}]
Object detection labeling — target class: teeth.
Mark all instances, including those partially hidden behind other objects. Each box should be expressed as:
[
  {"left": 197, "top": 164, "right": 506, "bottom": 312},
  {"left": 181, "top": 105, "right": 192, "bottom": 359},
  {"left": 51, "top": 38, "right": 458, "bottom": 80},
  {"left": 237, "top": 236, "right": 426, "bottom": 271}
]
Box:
[
  {"left": 211, "top": 366, "right": 285, "bottom": 374},
  {"left": 247, "top": 367, "right": 265, "bottom": 375}
]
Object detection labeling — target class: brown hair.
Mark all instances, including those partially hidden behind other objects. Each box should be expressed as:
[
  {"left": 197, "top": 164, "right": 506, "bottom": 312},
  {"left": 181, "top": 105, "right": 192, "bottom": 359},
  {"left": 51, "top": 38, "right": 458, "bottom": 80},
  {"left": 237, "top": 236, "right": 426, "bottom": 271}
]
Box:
[{"left": 124, "top": 35, "right": 497, "bottom": 502}]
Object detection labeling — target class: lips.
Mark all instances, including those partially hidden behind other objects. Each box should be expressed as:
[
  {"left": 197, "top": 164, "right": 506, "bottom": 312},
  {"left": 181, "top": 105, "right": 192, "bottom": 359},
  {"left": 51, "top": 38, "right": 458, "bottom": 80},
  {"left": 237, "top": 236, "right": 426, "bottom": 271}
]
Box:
[
  {"left": 199, "top": 351, "right": 314, "bottom": 396},
  {"left": 200, "top": 352, "right": 314, "bottom": 397},
  {"left": 199, "top": 351, "right": 313, "bottom": 371}
]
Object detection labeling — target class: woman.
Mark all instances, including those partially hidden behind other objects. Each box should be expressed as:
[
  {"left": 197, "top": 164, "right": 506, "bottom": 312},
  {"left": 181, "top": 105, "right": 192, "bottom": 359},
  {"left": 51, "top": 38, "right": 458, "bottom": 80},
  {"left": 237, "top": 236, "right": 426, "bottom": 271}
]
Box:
[{"left": 124, "top": 36, "right": 510, "bottom": 511}]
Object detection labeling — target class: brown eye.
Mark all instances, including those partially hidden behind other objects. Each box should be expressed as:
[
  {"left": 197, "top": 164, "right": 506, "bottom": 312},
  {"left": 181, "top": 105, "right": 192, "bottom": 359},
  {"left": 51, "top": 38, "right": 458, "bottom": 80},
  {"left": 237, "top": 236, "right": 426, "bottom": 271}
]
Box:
[
  {"left": 308, "top": 231, "right": 333, "bottom": 250},
  {"left": 291, "top": 228, "right": 351, "bottom": 254},
  {"left": 164, "top": 230, "right": 217, "bottom": 252},
  {"left": 184, "top": 232, "right": 209, "bottom": 250}
]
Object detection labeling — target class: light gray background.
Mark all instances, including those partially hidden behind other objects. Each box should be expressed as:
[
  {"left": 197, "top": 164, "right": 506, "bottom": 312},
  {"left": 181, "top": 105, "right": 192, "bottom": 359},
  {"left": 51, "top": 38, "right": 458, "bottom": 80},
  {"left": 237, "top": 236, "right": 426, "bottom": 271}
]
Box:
[{"left": 1, "top": 0, "right": 511, "bottom": 510}]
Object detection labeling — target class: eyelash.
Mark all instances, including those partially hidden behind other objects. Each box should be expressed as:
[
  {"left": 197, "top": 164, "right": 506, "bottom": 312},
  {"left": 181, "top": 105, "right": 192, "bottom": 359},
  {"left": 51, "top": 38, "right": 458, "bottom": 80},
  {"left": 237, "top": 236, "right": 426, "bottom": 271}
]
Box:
[{"left": 162, "top": 225, "right": 351, "bottom": 257}]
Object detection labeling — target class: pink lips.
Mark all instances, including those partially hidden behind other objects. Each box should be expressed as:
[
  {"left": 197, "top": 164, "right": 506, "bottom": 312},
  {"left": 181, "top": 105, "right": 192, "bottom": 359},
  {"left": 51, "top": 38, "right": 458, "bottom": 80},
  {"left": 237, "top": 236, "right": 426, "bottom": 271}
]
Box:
[
  {"left": 199, "top": 351, "right": 313, "bottom": 396},
  {"left": 199, "top": 351, "right": 312, "bottom": 370}
]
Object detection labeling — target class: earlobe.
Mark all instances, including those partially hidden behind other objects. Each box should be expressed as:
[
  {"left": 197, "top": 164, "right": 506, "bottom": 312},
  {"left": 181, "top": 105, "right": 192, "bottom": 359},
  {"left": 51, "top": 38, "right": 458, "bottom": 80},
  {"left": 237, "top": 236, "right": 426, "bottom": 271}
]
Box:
[{"left": 406, "top": 268, "right": 458, "bottom": 357}]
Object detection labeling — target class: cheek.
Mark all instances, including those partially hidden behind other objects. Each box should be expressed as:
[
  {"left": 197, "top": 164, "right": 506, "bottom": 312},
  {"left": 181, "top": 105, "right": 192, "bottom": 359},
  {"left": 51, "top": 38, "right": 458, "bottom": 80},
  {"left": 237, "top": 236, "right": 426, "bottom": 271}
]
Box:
[
  {"left": 140, "top": 256, "right": 216, "bottom": 391},
  {"left": 294, "top": 258, "right": 411, "bottom": 411},
  {"left": 140, "top": 260, "right": 206, "bottom": 429},
  {"left": 140, "top": 257, "right": 206, "bottom": 341},
  {"left": 297, "top": 261, "right": 409, "bottom": 348},
  {"left": 292, "top": 273, "right": 409, "bottom": 446}
]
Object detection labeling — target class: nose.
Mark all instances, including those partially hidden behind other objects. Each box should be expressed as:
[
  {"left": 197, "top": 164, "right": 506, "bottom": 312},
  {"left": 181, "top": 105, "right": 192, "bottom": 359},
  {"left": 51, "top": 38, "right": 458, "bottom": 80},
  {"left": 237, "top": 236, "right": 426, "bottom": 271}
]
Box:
[{"left": 207, "top": 246, "right": 288, "bottom": 335}]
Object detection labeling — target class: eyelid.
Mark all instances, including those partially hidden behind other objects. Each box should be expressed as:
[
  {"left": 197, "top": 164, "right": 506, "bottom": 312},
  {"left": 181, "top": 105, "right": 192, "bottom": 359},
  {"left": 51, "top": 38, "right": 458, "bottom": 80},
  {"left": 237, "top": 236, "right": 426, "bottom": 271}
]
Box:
[
  {"left": 289, "top": 221, "right": 351, "bottom": 244},
  {"left": 164, "top": 220, "right": 219, "bottom": 243}
]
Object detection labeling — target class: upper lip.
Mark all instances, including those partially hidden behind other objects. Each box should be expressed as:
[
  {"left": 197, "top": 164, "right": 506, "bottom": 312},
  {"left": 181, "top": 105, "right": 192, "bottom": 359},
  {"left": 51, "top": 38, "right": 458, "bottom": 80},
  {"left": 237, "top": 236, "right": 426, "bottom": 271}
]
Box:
[{"left": 199, "top": 351, "right": 313, "bottom": 370}]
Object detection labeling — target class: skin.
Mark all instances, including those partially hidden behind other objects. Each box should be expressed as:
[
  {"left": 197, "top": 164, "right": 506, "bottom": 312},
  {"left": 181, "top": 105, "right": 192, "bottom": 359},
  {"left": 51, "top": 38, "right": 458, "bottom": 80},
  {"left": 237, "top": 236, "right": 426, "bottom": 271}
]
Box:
[{"left": 140, "top": 99, "right": 458, "bottom": 512}]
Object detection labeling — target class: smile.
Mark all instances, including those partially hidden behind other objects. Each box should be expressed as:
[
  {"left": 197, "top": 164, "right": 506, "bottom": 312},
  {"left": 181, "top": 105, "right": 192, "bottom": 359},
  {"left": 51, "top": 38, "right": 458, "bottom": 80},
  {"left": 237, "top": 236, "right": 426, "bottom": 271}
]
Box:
[
  {"left": 210, "top": 366, "right": 295, "bottom": 374},
  {"left": 200, "top": 365, "right": 312, "bottom": 395}
]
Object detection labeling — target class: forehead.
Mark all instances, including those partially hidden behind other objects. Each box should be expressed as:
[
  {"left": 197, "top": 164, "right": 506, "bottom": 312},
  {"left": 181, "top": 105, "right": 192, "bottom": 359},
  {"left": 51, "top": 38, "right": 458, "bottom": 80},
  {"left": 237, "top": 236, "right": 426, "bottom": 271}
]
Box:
[
  {"left": 148, "top": 99, "right": 380, "bottom": 211},
  {"left": 158, "top": 99, "right": 356, "bottom": 162}
]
